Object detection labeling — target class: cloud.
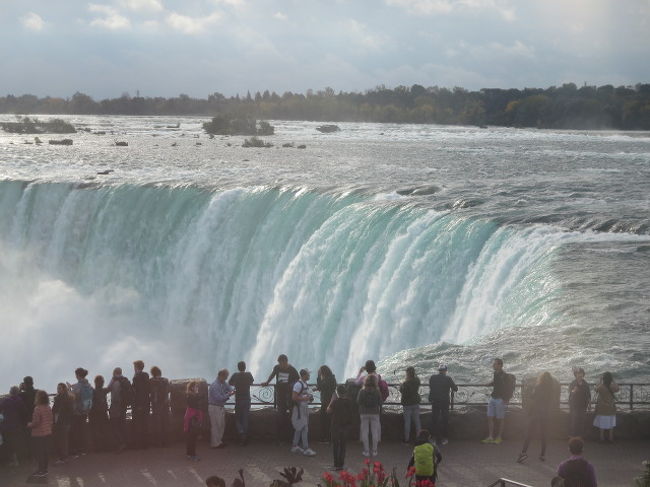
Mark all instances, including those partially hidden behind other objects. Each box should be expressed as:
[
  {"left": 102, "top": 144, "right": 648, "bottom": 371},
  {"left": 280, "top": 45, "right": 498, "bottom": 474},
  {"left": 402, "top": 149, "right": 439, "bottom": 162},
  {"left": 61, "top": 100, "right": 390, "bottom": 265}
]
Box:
[
  {"left": 341, "top": 19, "right": 386, "bottom": 50},
  {"left": 22, "top": 12, "right": 45, "bottom": 31},
  {"left": 165, "top": 11, "right": 221, "bottom": 35},
  {"left": 386, "top": 0, "right": 516, "bottom": 20},
  {"left": 273, "top": 12, "right": 287, "bottom": 21},
  {"left": 119, "top": 0, "right": 164, "bottom": 12},
  {"left": 88, "top": 4, "right": 131, "bottom": 30}
]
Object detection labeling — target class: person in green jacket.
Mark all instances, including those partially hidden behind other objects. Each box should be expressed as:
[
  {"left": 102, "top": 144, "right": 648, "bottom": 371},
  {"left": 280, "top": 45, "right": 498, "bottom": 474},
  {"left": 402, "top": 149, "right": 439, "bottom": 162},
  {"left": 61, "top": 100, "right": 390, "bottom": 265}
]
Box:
[{"left": 408, "top": 429, "right": 442, "bottom": 485}]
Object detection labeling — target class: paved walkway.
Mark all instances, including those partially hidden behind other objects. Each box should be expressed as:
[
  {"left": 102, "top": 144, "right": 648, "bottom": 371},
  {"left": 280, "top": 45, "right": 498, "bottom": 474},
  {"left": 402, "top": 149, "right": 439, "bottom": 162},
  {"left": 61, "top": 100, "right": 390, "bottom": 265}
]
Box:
[{"left": 1, "top": 439, "right": 647, "bottom": 487}]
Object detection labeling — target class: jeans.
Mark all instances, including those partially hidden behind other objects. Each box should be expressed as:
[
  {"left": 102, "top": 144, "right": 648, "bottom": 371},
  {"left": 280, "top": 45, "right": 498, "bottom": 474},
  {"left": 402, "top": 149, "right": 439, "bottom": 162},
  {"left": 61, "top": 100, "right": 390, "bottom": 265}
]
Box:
[
  {"left": 331, "top": 428, "right": 347, "bottom": 468},
  {"left": 208, "top": 405, "right": 226, "bottom": 447},
  {"left": 110, "top": 408, "right": 127, "bottom": 449},
  {"left": 53, "top": 424, "right": 70, "bottom": 460},
  {"left": 431, "top": 401, "right": 450, "bottom": 440},
  {"left": 70, "top": 414, "right": 88, "bottom": 454},
  {"left": 292, "top": 424, "right": 309, "bottom": 449},
  {"left": 403, "top": 404, "right": 421, "bottom": 442},
  {"left": 235, "top": 399, "right": 251, "bottom": 437},
  {"left": 521, "top": 413, "right": 548, "bottom": 456},
  {"left": 90, "top": 412, "right": 112, "bottom": 452},
  {"left": 186, "top": 428, "right": 198, "bottom": 456},
  {"left": 151, "top": 407, "right": 169, "bottom": 446},
  {"left": 569, "top": 408, "right": 586, "bottom": 437},
  {"left": 359, "top": 414, "right": 381, "bottom": 453},
  {"left": 31, "top": 435, "right": 50, "bottom": 473},
  {"left": 131, "top": 406, "right": 149, "bottom": 448}
]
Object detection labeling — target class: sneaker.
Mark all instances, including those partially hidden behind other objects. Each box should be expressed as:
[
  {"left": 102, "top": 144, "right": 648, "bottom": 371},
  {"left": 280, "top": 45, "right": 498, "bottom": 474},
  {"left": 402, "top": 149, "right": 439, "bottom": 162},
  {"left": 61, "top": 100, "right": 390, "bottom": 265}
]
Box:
[
  {"left": 362, "top": 450, "right": 370, "bottom": 457},
  {"left": 303, "top": 448, "right": 316, "bottom": 457},
  {"left": 371, "top": 449, "right": 378, "bottom": 457},
  {"left": 54, "top": 459, "right": 66, "bottom": 466},
  {"left": 481, "top": 437, "right": 494, "bottom": 444},
  {"left": 493, "top": 437, "right": 502, "bottom": 445},
  {"left": 516, "top": 452, "right": 528, "bottom": 464},
  {"left": 441, "top": 438, "right": 449, "bottom": 445},
  {"left": 186, "top": 455, "right": 200, "bottom": 461},
  {"left": 291, "top": 446, "right": 304, "bottom": 454}
]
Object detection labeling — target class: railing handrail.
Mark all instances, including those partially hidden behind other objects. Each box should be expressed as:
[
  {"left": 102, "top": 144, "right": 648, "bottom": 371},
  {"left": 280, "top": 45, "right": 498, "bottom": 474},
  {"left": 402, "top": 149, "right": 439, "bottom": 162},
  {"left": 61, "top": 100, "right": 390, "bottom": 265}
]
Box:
[{"left": 487, "top": 478, "right": 535, "bottom": 487}]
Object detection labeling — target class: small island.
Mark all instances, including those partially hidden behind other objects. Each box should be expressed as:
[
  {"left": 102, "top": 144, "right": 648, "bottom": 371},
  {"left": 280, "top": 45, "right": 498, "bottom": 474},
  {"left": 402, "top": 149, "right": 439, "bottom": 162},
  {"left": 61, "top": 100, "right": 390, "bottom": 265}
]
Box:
[
  {"left": 0, "top": 116, "right": 76, "bottom": 134},
  {"left": 203, "top": 115, "right": 275, "bottom": 136}
]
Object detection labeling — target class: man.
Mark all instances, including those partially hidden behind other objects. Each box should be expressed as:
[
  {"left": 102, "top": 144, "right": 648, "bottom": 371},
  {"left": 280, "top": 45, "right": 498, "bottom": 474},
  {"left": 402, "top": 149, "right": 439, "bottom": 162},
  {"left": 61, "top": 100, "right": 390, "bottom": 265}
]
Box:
[
  {"left": 557, "top": 437, "right": 597, "bottom": 487},
  {"left": 290, "top": 369, "right": 315, "bottom": 456},
  {"left": 228, "top": 361, "right": 254, "bottom": 445},
  {"left": 261, "top": 354, "right": 299, "bottom": 441},
  {"left": 149, "top": 366, "right": 170, "bottom": 447},
  {"left": 481, "top": 358, "right": 512, "bottom": 444},
  {"left": 132, "top": 360, "right": 150, "bottom": 449},
  {"left": 428, "top": 363, "right": 458, "bottom": 445},
  {"left": 0, "top": 386, "right": 27, "bottom": 466},
  {"left": 18, "top": 377, "right": 36, "bottom": 425},
  {"left": 208, "top": 369, "right": 234, "bottom": 448},
  {"left": 68, "top": 367, "right": 93, "bottom": 456},
  {"left": 107, "top": 367, "right": 131, "bottom": 452}
]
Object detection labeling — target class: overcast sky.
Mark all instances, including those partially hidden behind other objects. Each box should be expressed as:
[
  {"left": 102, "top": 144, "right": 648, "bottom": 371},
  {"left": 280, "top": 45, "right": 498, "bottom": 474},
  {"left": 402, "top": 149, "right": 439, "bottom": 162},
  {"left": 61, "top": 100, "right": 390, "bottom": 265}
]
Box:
[{"left": 1, "top": 0, "right": 649, "bottom": 98}]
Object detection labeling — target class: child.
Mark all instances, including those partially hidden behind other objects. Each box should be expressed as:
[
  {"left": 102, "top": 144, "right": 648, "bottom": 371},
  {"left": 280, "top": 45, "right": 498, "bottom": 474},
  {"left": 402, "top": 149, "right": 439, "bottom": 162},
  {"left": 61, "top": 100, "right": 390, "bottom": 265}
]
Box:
[
  {"left": 408, "top": 429, "right": 442, "bottom": 486},
  {"left": 28, "top": 390, "right": 54, "bottom": 478},
  {"left": 327, "top": 384, "right": 354, "bottom": 470}
]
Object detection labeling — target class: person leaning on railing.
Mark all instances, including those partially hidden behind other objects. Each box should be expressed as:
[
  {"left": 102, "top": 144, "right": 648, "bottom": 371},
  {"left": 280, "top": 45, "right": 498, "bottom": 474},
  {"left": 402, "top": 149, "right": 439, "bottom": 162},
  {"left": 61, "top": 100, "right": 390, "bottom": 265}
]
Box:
[
  {"left": 261, "top": 354, "right": 299, "bottom": 442},
  {"left": 428, "top": 363, "right": 457, "bottom": 446}
]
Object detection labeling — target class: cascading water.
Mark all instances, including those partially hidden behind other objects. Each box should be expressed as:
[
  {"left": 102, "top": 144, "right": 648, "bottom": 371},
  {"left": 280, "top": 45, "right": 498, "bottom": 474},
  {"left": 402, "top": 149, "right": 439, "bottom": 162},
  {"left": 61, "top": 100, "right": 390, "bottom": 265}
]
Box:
[{"left": 0, "top": 179, "right": 583, "bottom": 390}]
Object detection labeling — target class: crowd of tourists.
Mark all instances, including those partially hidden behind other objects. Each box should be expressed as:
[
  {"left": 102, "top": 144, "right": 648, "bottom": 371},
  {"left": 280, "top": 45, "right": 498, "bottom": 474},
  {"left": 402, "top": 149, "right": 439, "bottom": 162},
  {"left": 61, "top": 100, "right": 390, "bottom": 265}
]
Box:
[{"left": 0, "top": 355, "right": 618, "bottom": 486}]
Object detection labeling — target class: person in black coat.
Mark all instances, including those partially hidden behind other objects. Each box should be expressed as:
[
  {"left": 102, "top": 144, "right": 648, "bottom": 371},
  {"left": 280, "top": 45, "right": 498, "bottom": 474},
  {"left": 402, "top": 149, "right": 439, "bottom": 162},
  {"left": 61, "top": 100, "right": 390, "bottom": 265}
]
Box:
[
  {"left": 132, "top": 360, "right": 150, "bottom": 449},
  {"left": 428, "top": 364, "right": 458, "bottom": 445},
  {"left": 568, "top": 367, "right": 591, "bottom": 437}
]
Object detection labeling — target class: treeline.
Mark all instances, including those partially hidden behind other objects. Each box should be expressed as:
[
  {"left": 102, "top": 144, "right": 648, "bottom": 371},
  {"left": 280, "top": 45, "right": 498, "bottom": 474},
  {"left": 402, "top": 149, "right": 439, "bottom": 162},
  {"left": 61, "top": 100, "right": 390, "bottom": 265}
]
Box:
[{"left": 1, "top": 83, "right": 649, "bottom": 129}]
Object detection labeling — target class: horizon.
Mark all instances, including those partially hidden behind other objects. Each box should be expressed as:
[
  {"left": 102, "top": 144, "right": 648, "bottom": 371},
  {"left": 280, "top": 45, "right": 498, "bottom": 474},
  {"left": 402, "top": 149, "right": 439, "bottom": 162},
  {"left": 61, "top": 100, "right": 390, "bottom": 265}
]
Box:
[
  {"left": 2, "top": 1, "right": 649, "bottom": 99},
  {"left": 2, "top": 80, "right": 650, "bottom": 101}
]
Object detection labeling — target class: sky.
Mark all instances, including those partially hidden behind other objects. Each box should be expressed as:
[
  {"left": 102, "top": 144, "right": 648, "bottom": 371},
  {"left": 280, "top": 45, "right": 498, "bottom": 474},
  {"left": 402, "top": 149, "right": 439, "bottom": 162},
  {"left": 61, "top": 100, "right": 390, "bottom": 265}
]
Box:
[{"left": 1, "top": 0, "right": 649, "bottom": 99}]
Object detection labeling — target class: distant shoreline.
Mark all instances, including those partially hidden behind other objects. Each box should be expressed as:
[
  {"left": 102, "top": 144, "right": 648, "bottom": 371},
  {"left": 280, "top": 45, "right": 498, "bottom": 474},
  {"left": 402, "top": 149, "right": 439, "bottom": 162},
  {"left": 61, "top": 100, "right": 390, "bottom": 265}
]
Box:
[{"left": 1, "top": 82, "right": 649, "bottom": 131}]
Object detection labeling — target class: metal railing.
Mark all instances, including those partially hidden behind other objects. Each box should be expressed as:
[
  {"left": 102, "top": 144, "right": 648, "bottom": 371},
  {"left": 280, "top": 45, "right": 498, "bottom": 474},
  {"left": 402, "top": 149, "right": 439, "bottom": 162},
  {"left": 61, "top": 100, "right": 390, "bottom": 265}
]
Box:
[
  {"left": 237, "top": 382, "right": 650, "bottom": 411},
  {"left": 487, "top": 478, "right": 534, "bottom": 487}
]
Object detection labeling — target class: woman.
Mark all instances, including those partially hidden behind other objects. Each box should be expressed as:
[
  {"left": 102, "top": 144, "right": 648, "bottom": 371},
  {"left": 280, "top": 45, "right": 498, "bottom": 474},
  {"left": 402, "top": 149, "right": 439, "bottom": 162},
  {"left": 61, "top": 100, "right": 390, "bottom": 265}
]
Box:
[
  {"left": 593, "top": 371, "right": 619, "bottom": 442},
  {"left": 357, "top": 375, "right": 382, "bottom": 457},
  {"left": 517, "top": 372, "right": 555, "bottom": 463},
  {"left": 28, "top": 390, "right": 53, "bottom": 478},
  {"left": 400, "top": 366, "right": 421, "bottom": 443},
  {"left": 355, "top": 360, "right": 381, "bottom": 387},
  {"left": 184, "top": 381, "right": 204, "bottom": 461},
  {"left": 568, "top": 367, "right": 591, "bottom": 437},
  {"left": 90, "top": 375, "right": 112, "bottom": 452},
  {"left": 316, "top": 365, "right": 337, "bottom": 442},
  {"left": 52, "top": 383, "right": 73, "bottom": 464}
]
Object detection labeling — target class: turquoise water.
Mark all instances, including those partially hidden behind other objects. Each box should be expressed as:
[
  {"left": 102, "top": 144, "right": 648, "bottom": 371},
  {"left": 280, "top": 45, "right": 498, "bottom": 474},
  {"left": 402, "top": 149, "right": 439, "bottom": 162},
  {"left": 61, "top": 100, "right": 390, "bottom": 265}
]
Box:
[{"left": 1, "top": 116, "right": 649, "bottom": 390}]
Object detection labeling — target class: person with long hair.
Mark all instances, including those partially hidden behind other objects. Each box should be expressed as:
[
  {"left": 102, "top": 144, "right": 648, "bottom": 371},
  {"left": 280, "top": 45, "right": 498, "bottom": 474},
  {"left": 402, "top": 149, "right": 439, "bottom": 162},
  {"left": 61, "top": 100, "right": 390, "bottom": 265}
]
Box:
[
  {"left": 357, "top": 374, "right": 382, "bottom": 457},
  {"left": 593, "top": 371, "right": 619, "bottom": 442},
  {"left": 52, "top": 383, "right": 73, "bottom": 464},
  {"left": 517, "top": 372, "right": 555, "bottom": 463},
  {"left": 399, "top": 366, "right": 421, "bottom": 443},
  {"left": 28, "top": 390, "right": 53, "bottom": 478},
  {"left": 568, "top": 367, "right": 591, "bottom": 437},
  {"left": 89, "top": 375, "right": 112, "bottom": 452},
  {"left": 184, "top": 381, "right": 204, "bottom": 461},
  {"left": 316, "top": 365, "right": 337, "bottom": 442}
]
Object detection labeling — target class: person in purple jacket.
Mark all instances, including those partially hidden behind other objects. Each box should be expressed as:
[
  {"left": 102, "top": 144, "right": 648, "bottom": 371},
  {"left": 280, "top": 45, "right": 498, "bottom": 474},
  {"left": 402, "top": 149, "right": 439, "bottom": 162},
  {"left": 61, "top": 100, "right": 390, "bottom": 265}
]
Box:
[{"left": 557, "top": 437, "right": 597, "bottom": 487}]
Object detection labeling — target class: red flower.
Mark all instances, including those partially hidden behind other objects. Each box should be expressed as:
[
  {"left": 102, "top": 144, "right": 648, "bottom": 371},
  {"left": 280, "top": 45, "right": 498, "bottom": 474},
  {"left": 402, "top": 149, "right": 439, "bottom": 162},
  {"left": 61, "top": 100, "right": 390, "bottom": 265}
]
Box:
[
  {"left": 364, "top": 458, "right": 371, "bottom": 465},
  {"left": 406, "top": 467, "right": 416, "bottom": 478}
]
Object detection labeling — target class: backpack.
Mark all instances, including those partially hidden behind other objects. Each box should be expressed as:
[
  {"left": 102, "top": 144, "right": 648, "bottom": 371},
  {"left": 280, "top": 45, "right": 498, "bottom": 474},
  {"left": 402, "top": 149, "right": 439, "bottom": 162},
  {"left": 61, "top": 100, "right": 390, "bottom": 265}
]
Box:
[
  {"left": 503, "top": 373, "right": 516, "bottom": 402},
  {"left": 78, "top": 382, "right": 93, "bottom": 414},
  {"left": 378, "top": 379, "right": 390, "bottom": 402},
  {"left": 362, "top": 389, "right": 380, "bottom": 409},
  {"left": 118, "top": 377, "right": 134, "bottom": 408}
]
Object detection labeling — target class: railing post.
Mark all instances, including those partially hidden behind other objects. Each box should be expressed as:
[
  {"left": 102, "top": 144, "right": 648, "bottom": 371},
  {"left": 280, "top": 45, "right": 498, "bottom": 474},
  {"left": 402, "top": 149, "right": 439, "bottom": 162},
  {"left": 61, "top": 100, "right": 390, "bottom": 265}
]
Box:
[{"left": 630, "top": 384, "right": 634, "bottom": 410}]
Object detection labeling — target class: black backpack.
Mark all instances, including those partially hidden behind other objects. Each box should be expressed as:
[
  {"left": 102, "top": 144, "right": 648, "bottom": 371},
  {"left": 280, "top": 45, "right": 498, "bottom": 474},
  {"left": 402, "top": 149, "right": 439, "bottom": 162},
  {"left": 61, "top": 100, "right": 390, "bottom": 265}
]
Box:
[{"left": 362, "top": 389, "right": 380, "bottom": 409}]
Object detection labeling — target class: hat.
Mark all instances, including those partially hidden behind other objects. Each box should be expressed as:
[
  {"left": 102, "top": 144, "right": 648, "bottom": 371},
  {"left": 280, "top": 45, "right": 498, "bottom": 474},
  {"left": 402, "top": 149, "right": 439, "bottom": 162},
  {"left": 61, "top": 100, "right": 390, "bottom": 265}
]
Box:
[{"left": 438, "top": 363, "right": 448, "bottom": 371}]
